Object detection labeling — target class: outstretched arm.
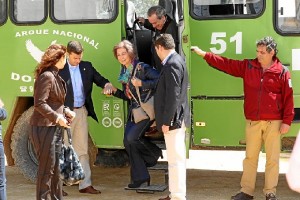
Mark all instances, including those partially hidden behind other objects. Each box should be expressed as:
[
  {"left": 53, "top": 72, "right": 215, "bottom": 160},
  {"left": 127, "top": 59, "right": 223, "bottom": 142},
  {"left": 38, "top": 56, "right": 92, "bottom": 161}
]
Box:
[
  {"left": 191, "top": 46, "right": 207, "bottom": 57},
  {"left": 191, "top": 45, "right": 246, "bottom": 78}
]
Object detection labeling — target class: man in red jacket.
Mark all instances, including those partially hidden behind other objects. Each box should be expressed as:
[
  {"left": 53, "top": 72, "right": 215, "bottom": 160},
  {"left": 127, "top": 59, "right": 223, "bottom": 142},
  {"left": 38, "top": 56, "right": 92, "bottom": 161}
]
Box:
[{"left": 191, "top": 36, "right": 294, "bottom": 200}]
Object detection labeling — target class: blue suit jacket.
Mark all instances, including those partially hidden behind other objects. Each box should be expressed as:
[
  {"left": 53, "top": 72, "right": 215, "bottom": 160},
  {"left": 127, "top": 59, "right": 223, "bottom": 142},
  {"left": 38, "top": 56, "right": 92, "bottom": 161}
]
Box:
[{"left": 59, "top": 61, "right": 109, "bottom": 122}]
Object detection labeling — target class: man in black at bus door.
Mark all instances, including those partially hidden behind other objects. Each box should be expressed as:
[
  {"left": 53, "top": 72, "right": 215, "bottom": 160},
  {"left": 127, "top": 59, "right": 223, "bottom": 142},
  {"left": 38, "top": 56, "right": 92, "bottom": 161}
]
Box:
[
  {"left": 191, "top": 36, "right": 294, "bottom": 200},
  {"left": 138, "top": 5, "right": 178, "bottom": 72},
  {"left": 59, "top": 41, "right": 113, "bottom": 195}
]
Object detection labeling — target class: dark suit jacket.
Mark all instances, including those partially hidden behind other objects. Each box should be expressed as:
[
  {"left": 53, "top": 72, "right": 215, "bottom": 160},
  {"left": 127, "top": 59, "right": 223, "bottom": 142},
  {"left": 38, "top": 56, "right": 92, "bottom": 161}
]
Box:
[
  {"left": 59, "top": 61, "right": 109, "bottom": 122},
  {"left": 144, "top": 15, "right": 178, "bottom": 72},
  {"left": 154, "top": 52, "right": 190, "bottom": 132},
  {"left": 30, "top": 66, "right": 66, "bottom": 126}
]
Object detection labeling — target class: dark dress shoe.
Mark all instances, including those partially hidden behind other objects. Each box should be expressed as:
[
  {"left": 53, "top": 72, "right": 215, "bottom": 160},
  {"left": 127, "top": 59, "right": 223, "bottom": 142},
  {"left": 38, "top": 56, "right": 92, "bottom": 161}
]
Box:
[
  {"left": 159, "top": 196, "right": 170, "bottom": 200},
  {"left": 79, "top": 186, "right": 101, "bottom": 194},
  {"left": 62, "top": 190, "right": 68, "bottom": 196},
  {"left": 127, "top": 178, "right": 150, "bottom": 188}
]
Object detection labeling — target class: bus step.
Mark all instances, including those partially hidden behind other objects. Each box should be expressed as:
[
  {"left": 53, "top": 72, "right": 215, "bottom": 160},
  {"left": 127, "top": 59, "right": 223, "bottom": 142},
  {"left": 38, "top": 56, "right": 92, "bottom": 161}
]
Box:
[
  {"left": 125, "top": 162, "right": 169, "bottom": 193},
  {"left": 148, "top": 161, "right": 168, "bottom": 170},
  {"left": 148, "top": 161, "right": 168, "bottom": 186},
  {"left": 124, "top": 184, "right": 168, "bottom": 193}
]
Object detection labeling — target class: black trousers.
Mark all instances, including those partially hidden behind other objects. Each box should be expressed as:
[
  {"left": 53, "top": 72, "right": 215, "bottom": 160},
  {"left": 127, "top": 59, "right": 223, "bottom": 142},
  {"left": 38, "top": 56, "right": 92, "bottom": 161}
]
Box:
[
  {"left": 30, "top": 126, "right": 63, "bottom": 200},
  {"left": 123, "top": 119, "right": 161, "bottom": 182}
]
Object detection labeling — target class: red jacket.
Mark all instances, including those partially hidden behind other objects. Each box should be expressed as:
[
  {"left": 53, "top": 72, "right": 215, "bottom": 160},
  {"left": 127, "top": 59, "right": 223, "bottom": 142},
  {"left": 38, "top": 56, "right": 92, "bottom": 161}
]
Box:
[{"left": 204, "top": 52, "right": 294, "bottom": 125}]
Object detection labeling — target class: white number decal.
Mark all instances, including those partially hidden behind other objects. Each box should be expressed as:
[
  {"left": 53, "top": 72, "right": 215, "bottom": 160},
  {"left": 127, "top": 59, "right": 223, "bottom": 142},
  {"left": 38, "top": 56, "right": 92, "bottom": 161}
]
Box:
[
  {"left": 210, "top": 32, "right": 242, "bottom": 54},
  {"left": 230, "top": 32, "right": 242, "bottom": 54},
  {"left": 210, "top": 32, "right": 226, "bottom": 54}
]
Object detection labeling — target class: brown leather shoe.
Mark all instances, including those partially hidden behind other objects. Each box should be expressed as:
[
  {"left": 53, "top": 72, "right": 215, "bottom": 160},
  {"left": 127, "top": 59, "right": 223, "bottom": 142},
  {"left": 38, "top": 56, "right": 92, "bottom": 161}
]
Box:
[
  {"left": 62, "top": 190, "right": 68, "bottom": 196},
  {"left": 79, "top": 186, "right": 101, "bottom": 194},
  {"left": 159, "top": 196, "right": 170, "bottom": 200}
]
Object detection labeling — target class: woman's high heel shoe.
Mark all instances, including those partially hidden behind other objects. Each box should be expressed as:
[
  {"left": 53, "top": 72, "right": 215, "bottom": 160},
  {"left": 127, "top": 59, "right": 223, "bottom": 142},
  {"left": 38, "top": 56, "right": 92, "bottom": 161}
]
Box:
[{"left": 127, "top": 178, "right": 150, "bottom": 188}]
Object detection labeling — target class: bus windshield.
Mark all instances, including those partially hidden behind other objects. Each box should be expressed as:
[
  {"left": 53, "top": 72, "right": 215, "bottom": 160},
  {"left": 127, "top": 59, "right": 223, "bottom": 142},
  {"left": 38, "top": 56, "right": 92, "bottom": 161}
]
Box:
[{"left": 191, "top": 0, "right": 264, "bottom": 17}]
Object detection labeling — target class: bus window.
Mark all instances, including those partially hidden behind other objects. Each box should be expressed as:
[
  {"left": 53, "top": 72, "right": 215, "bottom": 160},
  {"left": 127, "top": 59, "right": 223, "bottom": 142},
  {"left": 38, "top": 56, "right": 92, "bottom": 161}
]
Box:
[
  {"left": 129, "top": 0, "right": 159, "bottom": 18},
  {"left": 11, "top": 0, "right": 45, "bottom": 23},
  {"left": 52, "top": 0, "right": 117, "bottom": 21},
  {"left": 126, "top": 1, "right": 136, "bottom": 28},
  {"left": 276, "top": 0, "right": 300, "bottom": 34},
  {"left": 0, "top": 0, "right": 6, "bottom": 25},
  {"left": 191, "top": 0, "right": 264, "bottom": 18}
]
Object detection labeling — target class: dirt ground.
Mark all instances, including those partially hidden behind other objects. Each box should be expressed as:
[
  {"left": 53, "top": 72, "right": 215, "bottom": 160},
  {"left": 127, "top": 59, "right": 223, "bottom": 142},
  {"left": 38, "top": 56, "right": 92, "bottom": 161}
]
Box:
[{"left": 6, "top": 150, "right": 300, "bottom": 200}]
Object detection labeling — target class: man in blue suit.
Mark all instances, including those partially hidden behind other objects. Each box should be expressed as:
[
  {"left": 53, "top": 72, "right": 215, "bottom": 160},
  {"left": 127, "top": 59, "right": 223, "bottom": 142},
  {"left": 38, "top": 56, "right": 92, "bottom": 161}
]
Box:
[{"left": 59, "top": 40, "right": 112, "bottom": 195}]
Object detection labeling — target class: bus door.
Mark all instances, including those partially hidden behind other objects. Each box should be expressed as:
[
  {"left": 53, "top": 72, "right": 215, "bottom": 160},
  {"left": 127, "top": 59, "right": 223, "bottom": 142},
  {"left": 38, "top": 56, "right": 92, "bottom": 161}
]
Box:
[
  {"left": 189, "top": 0, "right": 300, "bottom": 149},
  {"left": 125, "top": 0, "right": 184, "bottom": 64},
  {"left": 124, "top": 0, "right": 190, "bottom": 148}
]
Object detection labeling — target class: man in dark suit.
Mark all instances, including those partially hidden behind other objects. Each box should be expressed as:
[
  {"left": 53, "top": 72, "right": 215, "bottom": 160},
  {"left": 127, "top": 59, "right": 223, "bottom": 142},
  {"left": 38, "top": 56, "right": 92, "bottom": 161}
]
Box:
[
  {"left": 154, "top": 34, "right": 190, "bottom": 200},
  {"left": 138, "top": 5, "right": 178, "bottom": 72},
  {"left": 59, "top": 41, "right": 112, "bottom": 195}
]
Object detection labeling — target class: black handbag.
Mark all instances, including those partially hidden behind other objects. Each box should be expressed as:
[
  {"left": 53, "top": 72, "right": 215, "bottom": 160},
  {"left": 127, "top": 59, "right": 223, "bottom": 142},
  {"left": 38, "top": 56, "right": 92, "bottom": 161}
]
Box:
[{"left": 59, "top": 128, "right": 85, "bottom": 186}]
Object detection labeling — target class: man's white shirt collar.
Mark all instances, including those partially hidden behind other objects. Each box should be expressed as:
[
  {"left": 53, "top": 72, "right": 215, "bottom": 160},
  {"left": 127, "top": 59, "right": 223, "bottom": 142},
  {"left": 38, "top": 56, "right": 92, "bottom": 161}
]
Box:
[{"left": 162, "top": 50, "right": 176, "bottom": 65}]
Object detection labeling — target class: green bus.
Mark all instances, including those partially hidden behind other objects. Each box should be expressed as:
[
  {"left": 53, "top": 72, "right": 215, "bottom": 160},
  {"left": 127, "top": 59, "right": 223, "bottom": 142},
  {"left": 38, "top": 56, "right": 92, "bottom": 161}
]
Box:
[{"left": 1, "top": 0, "right": 300, "bottom": 182}]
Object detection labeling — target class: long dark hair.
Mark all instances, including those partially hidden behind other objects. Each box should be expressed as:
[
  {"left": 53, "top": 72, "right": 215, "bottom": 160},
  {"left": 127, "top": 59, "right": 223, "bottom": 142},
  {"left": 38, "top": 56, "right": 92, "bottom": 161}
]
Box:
[{"left": 34, "top": 44, "right": 66, "bottom": 79}]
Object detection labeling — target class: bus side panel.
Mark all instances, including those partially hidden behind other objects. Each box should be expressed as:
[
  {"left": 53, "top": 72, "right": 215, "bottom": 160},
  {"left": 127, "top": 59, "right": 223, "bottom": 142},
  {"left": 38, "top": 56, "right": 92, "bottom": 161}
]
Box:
[
  {"left": 192, "top": 99, "right": 245, "bottom": 146},
  {"left": 0, "top": 19, "right": 125, "bottom": 149},
  {"left": 189, "top": 1, "right": 300, "bottom": 147}
]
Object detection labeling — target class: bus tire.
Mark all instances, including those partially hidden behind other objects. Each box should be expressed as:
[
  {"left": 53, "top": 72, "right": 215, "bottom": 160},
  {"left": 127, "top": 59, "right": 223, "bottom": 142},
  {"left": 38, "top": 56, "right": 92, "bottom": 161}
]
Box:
[
  {"left": 10, "top": 107, "right": 101, "bottom": 182},
  {"left": 11, "top": 107, "right": 38, "bottom": 183},
  {"left": 95, "top": 149, "right": 129, "bottom": 167}
]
